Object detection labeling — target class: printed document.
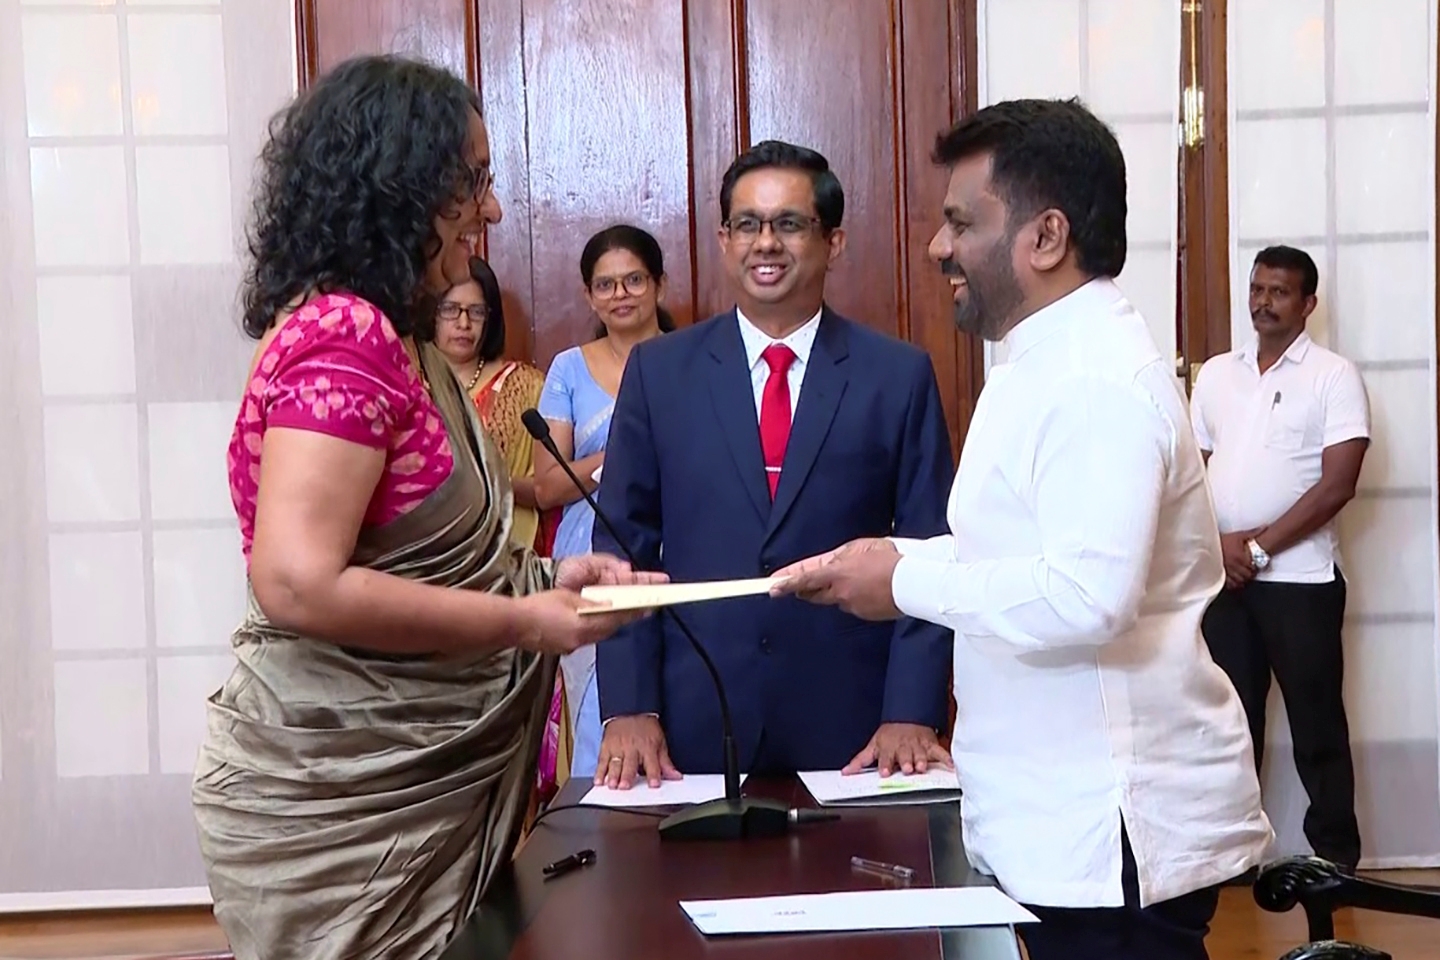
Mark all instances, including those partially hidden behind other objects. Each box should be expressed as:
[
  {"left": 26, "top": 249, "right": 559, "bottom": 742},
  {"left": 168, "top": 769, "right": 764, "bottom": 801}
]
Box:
[{"left": 680, "top": 887, "right": 1038, "bottom": 936}]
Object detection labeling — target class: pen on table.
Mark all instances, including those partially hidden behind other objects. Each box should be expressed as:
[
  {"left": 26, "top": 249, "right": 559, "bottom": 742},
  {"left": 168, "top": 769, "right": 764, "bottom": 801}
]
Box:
[
  {"left": 542, "top": 848, "right": 595, "bottom": 880},
  {"left": 850, "top": 856, "right": 915, "bottom": 880}
]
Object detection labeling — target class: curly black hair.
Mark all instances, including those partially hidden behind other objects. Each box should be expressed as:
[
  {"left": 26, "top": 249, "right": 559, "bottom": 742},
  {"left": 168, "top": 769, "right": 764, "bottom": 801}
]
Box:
[{"left": 240, "top": 54, "right": 482, "bottom": 339}]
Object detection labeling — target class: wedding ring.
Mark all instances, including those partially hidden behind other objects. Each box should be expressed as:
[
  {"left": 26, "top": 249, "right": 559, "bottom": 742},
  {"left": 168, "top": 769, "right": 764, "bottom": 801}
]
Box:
[{"left": 608, "top": 756, "right": 622, "bottom": 765}]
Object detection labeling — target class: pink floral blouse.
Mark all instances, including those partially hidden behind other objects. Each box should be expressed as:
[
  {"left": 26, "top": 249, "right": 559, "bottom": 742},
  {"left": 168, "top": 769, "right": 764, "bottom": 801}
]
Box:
[{"left": 229, "top": 292, "right": 455, "bottom": 560}]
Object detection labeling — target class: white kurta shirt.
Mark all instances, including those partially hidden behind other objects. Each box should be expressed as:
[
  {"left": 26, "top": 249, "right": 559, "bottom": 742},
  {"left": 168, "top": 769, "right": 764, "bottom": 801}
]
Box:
[
  {"left": 890, "top": 279, "right": 1272, "bottom": 909},
  {"left": 1190, "top": 333, "right": 1370, "bottom": 583}
]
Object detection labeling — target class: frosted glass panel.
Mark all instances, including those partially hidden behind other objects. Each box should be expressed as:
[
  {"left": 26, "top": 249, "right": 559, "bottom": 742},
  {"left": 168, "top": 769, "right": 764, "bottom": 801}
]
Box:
[
  {"left": 1231, "top": 0, "right": 1326, "bottom": 111},
  {"left": 1333, "top": 0, "right": 1432, "bottom": 105},
  {"left": 1341, "top": 496, "right": 1436, "bottom": 616},
  {"left": 1229, "top": 0, "right": 1440, "bottom": 868},
  {"left": 21, "top": 13, "right": 123, "bottom": 137},
  {"left": 1346, "top": 623, "right": 1439, "bottom": 740},
  {"left": 982, "top": 0, "right": 1081, "bottom": 102},
  {"left": 1115, "top": 247, "right": 1175, "bottom": 363},
  {"left": 1231, "top": 118, "right": 1327, "bottom": 239},
  {"left": 1113, "top": 122, "right": 1177, "bottom": 244},
  {"left": 3, "top": 0, "right": 296, "bottom": 905},
  {"left": 1334, "top": 243, "right": 1435, "bottom": 362},
  {"left": 127, "top": 14, "right": 228, "bottom": 136},
  {"left": 1334, "top": 113, "right": 1433, "bottom": 235},
  {"left": 1356, "top": 368, "right": 1433, "bottom": 490},
  {"left": 1085, "top": 0, "right": 1177, "bottom": 115}
]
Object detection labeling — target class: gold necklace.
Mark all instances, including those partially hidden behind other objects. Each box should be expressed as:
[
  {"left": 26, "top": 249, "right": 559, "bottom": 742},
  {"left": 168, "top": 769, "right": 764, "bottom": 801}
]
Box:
[{"left": 467, "top": 362, "right": 485, "bottom": 391}]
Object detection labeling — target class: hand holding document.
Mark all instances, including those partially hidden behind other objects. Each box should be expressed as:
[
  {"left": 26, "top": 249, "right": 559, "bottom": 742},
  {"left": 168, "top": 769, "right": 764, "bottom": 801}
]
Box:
[
  {"left": 766, "top": 538, "right": 904, "bottom": 621},
  {"left": 680, "top": 887, "right": 1038, "bottom": 936},
  {"left": 799, "top": 767, "right": 962, "bottom": 807},
  {"left": 579, "top": 576, "right": 785, "bottom": 615}
]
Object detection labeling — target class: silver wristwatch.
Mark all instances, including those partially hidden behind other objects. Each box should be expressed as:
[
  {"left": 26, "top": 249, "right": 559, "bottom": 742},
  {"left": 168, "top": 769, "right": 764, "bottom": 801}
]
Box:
[{"left": 1246, "top": 539, "right": 1271, "bottom": 571}]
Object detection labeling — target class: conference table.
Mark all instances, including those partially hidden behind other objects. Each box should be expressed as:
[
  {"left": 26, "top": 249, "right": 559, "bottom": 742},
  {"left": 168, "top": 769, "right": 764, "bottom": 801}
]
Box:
[{"left": 439, "top": 776, "right": 1024, "bottom": 960}]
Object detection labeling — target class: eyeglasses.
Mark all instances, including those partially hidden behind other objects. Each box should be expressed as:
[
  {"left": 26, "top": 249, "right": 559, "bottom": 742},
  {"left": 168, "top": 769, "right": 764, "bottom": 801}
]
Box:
[
  {"left": 723, "top": 214, "right": 822, "bottom": 240},
  {"left": 590, "top": 271, "right": 651, "bottom": 298},
  {"left": 459, "top": 163, "right": 494, "bottom": 202},
  {"left": 437, "top": 302, "right": 486, "bottom": 322}
]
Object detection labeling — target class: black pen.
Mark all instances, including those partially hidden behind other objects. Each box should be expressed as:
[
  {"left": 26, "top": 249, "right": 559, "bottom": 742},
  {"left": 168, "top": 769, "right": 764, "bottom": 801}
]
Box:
[{"left": 542, "top": 848, "right": 596, "bottom": 880}]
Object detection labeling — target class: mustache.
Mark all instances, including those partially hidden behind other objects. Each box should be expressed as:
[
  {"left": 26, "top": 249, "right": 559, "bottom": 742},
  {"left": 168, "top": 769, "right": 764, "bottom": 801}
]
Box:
[{"left": 940, "top": 258, "right": 963, "bottom": 278}]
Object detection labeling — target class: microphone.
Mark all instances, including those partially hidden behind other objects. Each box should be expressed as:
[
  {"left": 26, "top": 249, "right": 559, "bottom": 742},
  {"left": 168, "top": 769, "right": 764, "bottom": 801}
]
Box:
[{"left": 523, "top": 408, "right": 790, "bottom": 841}]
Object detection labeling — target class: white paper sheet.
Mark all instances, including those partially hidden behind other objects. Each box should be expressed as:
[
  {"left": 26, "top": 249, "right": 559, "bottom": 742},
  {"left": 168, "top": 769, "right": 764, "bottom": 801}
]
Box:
[
  {"left": 579, "top": 774, "right": 746, "bottom": 808},
  {"left": 798, "top": 768, "right": 962, "bottom": 806},
  {"left": 680, "top": 887, "right": 1038, "bottom": 936}
]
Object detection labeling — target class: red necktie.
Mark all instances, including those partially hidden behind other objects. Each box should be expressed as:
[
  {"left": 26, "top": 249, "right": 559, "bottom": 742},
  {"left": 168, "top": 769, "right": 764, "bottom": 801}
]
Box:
[{"left": 759, "top": 344, "right": 796, "bottom": 499}]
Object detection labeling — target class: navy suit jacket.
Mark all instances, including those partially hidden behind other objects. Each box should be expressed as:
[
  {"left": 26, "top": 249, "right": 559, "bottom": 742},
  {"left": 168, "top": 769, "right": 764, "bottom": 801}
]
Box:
[{"left": 593, "top": 307, "right": 955, "bottom": 774}]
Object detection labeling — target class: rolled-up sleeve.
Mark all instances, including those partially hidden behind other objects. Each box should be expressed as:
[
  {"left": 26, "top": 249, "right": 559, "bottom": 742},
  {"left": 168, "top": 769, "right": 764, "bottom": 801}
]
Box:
[{"left": 890, "top": 378, "right": 1173, "bottom": 651}]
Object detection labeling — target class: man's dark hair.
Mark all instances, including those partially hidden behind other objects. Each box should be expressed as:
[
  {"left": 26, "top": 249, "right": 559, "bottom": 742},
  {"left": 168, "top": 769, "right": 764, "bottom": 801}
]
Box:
[
  {"left": 1253, "top": 245, "right": 1319, "bottom": 298},
  {"left": 719, "top": 140, "right": 844, "bottom": 232},
  {"left": 932, "top": 98, "right": 1127, "bottom": 278}
]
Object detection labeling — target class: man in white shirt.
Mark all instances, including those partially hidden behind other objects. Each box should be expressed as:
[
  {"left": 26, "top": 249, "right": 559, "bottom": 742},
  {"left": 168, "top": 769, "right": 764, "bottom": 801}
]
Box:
[
  {"left": 1190, "top": 245, "right": 1369, "bottom": 870},
  {"left": 774, "top": 99, "right": 1272, "bottom": 960}
]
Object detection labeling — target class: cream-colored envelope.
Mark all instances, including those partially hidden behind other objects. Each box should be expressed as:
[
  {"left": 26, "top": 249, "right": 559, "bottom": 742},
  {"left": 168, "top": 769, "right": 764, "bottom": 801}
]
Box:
[{"left": 578, "top": 577, "right": 786, "bottom": 614}]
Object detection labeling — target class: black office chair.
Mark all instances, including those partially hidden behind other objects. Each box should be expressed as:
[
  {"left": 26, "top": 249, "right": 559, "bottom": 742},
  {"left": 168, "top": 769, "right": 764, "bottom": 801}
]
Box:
[{"left": 1255, "top": 855, "right": 1440, "bottom": 960}]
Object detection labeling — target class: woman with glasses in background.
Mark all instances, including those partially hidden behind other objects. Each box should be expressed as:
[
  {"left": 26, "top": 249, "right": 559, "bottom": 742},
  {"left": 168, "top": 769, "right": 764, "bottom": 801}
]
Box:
[
  {"left": 428, "top": 256, "right": 551, "bottom": 555},
  {"left": 535, "top": 224, "right": 676, "bottom": 783}
]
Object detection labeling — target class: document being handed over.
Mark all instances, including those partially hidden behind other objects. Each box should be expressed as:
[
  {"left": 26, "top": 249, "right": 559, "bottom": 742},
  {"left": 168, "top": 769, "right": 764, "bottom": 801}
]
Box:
[{"left": 579, "top": 577, "right": 785, "bottom": 614}]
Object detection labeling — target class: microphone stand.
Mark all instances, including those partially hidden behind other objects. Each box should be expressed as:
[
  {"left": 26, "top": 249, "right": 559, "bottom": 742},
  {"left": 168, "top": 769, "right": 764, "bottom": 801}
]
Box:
[{"left": 523, "top": 410, "right": 790, "bottom": 841}]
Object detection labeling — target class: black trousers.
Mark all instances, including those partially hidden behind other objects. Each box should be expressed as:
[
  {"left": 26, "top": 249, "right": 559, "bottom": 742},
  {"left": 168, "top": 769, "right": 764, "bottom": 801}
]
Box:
[
  {"left": 1018, "top": 829, "right": 1222, "bottom": 960},
  {"left": 1201, "top": 572, "right": 1361, "bottom": 867}
]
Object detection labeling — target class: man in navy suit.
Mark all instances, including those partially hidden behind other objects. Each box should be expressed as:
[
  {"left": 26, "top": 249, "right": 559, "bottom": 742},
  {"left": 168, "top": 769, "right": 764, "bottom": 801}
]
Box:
[{"left": 591, "top": 140, "right": 955, "bottom": 788}]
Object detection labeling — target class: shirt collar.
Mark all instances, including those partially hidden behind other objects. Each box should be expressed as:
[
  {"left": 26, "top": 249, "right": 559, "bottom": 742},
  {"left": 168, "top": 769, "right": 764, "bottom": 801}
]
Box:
[
  {"left": 735, "top": 306, "right": 823, "bottom": 370},
  {"left": 1002, "top": 278, "right": 1122, "bottom": 361},
  {"left": 1237, "top": 331, "right": 1312, "bottom": 370}
]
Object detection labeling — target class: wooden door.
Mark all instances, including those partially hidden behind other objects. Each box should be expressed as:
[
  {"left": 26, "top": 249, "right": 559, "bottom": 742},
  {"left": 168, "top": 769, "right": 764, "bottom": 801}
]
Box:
[{"left": 295, "top": 0, "right": 981, "bottom": 453}]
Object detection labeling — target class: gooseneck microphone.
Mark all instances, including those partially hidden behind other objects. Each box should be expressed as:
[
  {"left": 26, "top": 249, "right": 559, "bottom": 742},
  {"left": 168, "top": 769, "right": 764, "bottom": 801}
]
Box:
[{"left": 522, "top": 408, "right": 790, "bottom": 841}]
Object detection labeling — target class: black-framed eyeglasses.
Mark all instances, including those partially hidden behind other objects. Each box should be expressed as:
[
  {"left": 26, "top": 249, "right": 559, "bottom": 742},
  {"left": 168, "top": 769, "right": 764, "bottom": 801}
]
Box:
[
  {"left": 590, "top": 271, "right": 651, "bottom": 298},
  {"left": 460, "top": 162, "right": 494, "bottom": 202},
  {"left": 723, "top": 214, "right": 822, "bottom": 239},
  {"left": 437, "top": 301, "right": 487, "bottom": 322}
]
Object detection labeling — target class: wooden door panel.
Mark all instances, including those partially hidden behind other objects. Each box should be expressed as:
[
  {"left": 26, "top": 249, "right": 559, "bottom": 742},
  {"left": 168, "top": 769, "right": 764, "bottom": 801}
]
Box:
[
  {"left": 303, "top": 0, "right": 473, "bottom": 85},
  {"left": 743, "top": 0, "right": 903, "bottom": 337},
  {"left": 518, "top": 0, "right": 694, "bottom": 365},
  {"left": 684, "top": 0, "right": 743, "bottom": 323}
]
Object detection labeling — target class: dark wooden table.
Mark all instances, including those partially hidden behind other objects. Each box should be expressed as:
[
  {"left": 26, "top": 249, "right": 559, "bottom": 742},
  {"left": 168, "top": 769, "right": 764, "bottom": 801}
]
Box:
[{"left": 440, "top": 776, "right": 1023, "bottom": 960}]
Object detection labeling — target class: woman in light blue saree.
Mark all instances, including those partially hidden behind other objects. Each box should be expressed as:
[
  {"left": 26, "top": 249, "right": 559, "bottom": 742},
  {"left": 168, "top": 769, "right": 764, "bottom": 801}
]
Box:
[{"left": 535, "top": 224, "right": 675, "bottom": 782}]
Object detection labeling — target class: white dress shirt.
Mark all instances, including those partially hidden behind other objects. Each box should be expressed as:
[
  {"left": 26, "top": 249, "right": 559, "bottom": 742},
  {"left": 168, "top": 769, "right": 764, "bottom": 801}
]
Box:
[
  {"left": 1190, "top": 333, "right": 1370, "bottom": 583},
  {"left": 889, "top": 279, "right": 1272, "bottom": 909},
  {"left": 735, "top": 306, "right": 822, "bottom": 420}
]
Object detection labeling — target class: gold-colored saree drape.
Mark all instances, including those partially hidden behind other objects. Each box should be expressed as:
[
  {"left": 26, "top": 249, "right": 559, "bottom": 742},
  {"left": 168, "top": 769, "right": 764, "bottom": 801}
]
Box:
[{"left": 192, "top": 343, "right": 556, "bottom": 960}]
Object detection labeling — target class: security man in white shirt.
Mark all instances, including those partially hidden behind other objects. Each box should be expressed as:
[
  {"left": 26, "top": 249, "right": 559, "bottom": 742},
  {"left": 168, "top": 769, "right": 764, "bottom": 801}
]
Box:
[
  {"left": 1190, "top": 245, "right": 1369, "bottom": 871},
  {"left": 773, "top": 98, "right": 1272, "bottom": 960}
]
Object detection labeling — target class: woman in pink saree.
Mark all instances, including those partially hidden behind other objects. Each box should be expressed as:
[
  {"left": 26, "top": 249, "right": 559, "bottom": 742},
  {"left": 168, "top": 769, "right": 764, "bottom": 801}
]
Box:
[{"left": 191, "top": 54, "right": 660, "bottom": 960}]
